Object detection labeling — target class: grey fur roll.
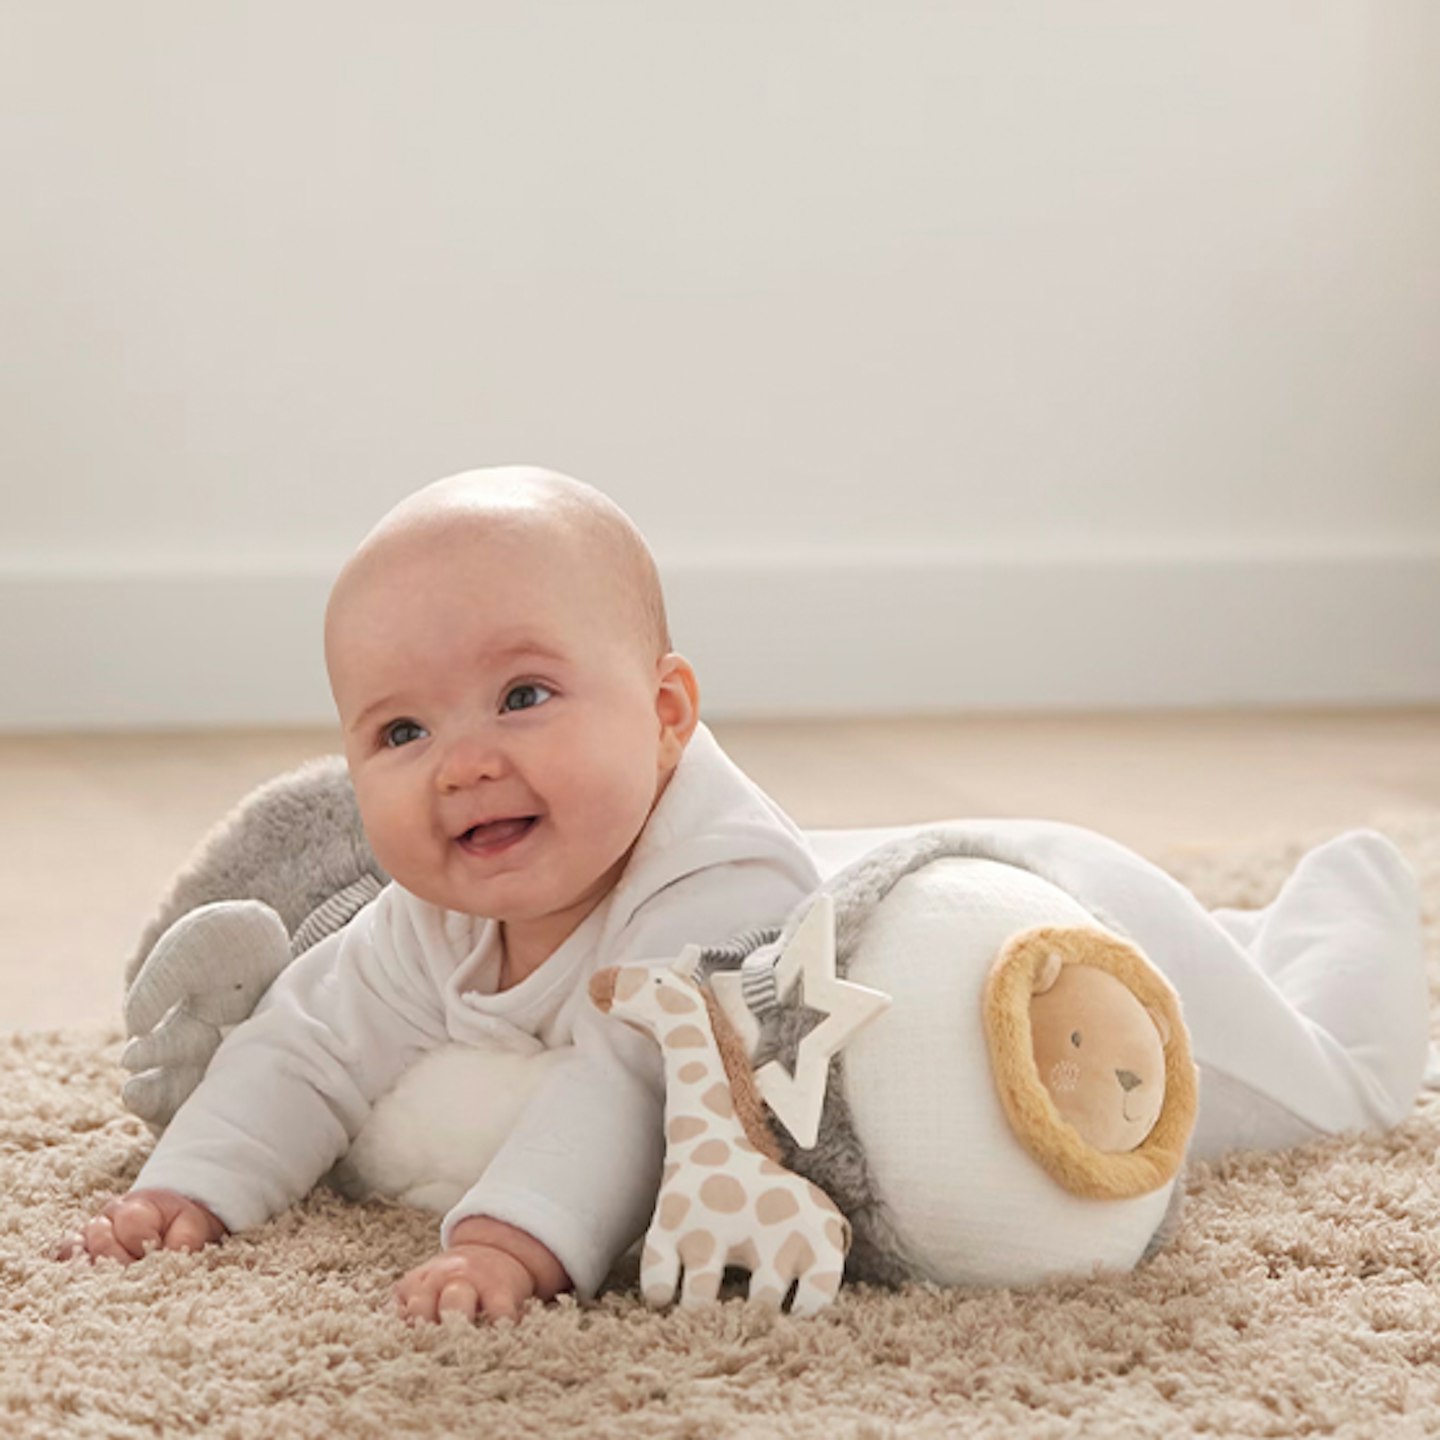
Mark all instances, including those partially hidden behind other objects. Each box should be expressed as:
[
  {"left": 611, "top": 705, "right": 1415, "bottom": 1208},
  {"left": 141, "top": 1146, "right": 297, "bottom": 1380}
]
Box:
[
  {"left": 124, "top": 756, "right": 387, "bottom": 992},
  {"left": 759, "top": 826, "right": 1184, "bottom": 1286}
]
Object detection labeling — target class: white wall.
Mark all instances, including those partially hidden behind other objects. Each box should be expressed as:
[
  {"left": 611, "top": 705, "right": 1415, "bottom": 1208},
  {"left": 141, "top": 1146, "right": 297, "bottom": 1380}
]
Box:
[{"left": 3, "top": 2, "right": 1438, "bottom": 727}]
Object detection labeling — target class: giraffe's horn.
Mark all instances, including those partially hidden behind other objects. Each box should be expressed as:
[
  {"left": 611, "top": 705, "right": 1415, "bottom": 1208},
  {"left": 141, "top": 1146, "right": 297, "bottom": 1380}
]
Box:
[{"left": 589, "top": 967, "right": 619, "bottom": 1012}]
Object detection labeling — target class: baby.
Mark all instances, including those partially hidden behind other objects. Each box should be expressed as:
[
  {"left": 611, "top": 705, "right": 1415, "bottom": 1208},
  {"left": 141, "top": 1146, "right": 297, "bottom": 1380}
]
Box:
[{"left": 60, "top": 466, "right": 823, "bottom": 1323}]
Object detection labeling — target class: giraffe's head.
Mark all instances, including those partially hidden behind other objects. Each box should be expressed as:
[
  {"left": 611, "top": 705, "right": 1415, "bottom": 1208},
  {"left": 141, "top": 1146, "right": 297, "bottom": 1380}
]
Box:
[{"left": 589, "top": 950, "right": 704, "bottom": 1037}]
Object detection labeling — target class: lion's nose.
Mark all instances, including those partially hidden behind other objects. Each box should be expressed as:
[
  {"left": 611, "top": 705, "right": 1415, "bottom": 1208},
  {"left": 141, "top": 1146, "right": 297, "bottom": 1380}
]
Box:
[{"left": 1116, "top": 1069, "right": 1141, "bottom": 1092}]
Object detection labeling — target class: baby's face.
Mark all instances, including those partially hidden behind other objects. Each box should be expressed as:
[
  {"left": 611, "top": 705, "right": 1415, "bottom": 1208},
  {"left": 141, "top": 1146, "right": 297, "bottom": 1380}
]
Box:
[{"left": 327, "top": 519, "right": 690, "bottom": 957}]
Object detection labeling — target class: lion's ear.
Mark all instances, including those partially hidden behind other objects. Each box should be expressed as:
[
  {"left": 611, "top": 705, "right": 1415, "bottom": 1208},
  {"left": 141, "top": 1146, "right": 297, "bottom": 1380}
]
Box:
[
  {"left": 1032, "top": 950, "right": 1065, "bottom": 995},
  {"left": 1144, "top": 1002, "right": 1171, "bottom": 1048}
]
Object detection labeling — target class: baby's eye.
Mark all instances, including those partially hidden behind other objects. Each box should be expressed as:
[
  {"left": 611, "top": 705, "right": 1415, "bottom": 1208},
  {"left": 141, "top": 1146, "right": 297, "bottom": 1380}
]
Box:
[
  {"left": 1071, "top": 1031, "right": 1082, "bottom": 1048},
  {"left": 381, "top": 719, "right": 428, "bottom": 749},
  {"left": 501, "top": 683, "right": 555, "bottom": 713}
]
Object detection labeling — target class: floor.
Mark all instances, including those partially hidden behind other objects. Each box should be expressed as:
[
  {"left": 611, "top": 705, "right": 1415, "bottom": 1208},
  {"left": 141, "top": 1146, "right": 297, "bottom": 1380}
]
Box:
[{"left": 3, "top": 708, "right": 1437, "bottom": 1033}]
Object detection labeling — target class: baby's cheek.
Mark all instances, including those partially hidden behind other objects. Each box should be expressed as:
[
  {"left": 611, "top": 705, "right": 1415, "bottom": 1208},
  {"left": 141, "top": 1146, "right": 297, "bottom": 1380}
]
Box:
[
  {"left": 576, "top": 768, "right": 655, "bottom": 854},
  {"left": 359, "top": 791, "right": 429, "bottom": 884}
]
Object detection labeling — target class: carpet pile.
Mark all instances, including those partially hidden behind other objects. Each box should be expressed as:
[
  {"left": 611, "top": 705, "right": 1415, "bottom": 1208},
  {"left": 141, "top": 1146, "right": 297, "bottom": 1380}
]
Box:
[{"left": 3, "top": 816, "right": 1438, "bottom": 1437}]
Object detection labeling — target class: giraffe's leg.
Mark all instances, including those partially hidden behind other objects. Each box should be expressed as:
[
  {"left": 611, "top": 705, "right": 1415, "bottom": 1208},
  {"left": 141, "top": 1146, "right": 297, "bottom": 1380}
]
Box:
[
  {"left": 679, "top": 1265, "right": 724, "bottom": 1307},
  {"left": 789, "top": 1262, "right": 844, "bottom": 1317},
  {"left": 726, "top": 1237, "right": 783, "bottom": 1310},
  {"left": 676, "top": 1229, "right": 723, "bottom": 1308},
  {"left": 744, "top": 1255, "right": 788, "bottom": 1311},
  {"left": 771, "top": 1227, "right": 843, "bottom": 1316},
  {"left": 640, "top": 1232, "right": 681, "bottom": 1309}
]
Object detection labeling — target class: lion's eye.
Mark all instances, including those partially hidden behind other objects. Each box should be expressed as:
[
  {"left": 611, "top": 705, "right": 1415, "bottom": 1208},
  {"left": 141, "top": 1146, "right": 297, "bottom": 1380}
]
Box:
[{"left": 1071, "top": 1031, "right": 1082, "bottom": 1048}]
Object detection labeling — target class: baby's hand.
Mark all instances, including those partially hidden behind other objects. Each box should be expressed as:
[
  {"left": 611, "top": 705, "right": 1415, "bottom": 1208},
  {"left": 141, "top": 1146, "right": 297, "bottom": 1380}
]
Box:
[
  {"left": 392, "top": 1215, "right": 569, "bottom": 1325},
  {"left": 56, "top": 1188, "right": 228, "bottom": 1265},
  {"left": 393, "top": 1243, "right": 537, "bottom": 1325}
]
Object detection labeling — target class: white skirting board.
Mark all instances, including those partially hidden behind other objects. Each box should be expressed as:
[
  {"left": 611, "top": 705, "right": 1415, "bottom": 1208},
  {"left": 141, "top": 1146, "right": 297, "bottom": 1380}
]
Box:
[{"left": 1, "top": 546, "right": 1438, "bottom": 730}]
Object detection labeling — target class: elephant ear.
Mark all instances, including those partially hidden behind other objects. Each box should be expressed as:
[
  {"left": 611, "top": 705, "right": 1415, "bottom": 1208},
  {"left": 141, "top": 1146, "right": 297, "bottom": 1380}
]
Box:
[{"left": 120, "top": 901, "right": 293, "bottom": 1132}]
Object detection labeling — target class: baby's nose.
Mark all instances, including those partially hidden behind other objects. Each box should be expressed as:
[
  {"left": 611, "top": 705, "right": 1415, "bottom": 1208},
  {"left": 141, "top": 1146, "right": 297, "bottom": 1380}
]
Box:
[
  {"left": 436, "top": 735, "right": 506, "bottom": 791},
  {"left": 1116, "top": 1069, "right": 1141, "bottom": 1093}
]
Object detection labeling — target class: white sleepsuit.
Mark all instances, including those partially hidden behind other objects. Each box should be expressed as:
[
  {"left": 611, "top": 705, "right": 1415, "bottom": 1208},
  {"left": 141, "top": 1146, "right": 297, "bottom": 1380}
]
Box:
[
  {"left": 809, "top": 820, "right": 1434, "bottom": 1165},
  {"left": 134, "top": 723, "right": 823, "bottom": 1299}
]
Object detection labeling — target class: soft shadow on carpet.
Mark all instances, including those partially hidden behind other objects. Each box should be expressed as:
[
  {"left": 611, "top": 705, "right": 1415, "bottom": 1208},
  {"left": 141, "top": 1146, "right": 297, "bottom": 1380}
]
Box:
[{"left": 5, "top": 815, "right": 1440, "bottom": 1439}]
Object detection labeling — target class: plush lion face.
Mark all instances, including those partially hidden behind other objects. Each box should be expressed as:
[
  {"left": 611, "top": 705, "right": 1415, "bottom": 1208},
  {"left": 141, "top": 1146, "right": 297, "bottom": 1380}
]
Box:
[
  {"left": 983, "top": 924, "right": 1197, "bottom": 1200},
  {"left": 1029, "top": 955, "right": 1169, "bottom": 1153}
]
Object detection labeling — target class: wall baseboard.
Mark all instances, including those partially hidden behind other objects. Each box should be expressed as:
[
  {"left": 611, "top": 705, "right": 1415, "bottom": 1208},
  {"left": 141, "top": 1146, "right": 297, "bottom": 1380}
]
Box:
[{"left": 2, "top": 546, "right": 1437, "bottom": 730}]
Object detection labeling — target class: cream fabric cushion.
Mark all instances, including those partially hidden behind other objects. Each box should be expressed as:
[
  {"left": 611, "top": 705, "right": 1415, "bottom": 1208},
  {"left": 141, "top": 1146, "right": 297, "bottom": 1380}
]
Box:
[{"left": 842, "top": 857, "right": 1176, "bottom": 1288}]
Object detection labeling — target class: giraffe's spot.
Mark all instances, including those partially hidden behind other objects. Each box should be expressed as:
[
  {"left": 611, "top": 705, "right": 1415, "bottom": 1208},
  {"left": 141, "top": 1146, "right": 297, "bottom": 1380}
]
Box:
[
  {"left": 701, "top": 1083, "right": 735, "bottom": 1119},
  {"left": 807, "top": 1271, "right": 843, "bottom": 1299},
  {"left": 678, "top": 1230, "right": 716, "bottom": 1266},
  {"left": 825, "top": 1217, "right": 849, "bottom": 1253},
  {"left": 657, "top": 1193, "right": 691, "bottom": 1231},
  {"left": 642, "top": 1241, "right": 663, "bottom": 1271},
  {"left": 756, "top": 1188, "right": 800, "bottom": 1225},
  {"left": 748, "top": 1285, "right": 785, "bottom": 1310},
  {"left": 691, "top": 1138, "right": 732, "bottom": 1166},
  {"left": 728, "top": 1238, "right": 760, "bottom": 1272},
  {"left": 662, "top": 1161, "right": 680, "bottom": 1188},
  {"left": 677, "top": 1061, "right": 707, "bottom": 1085},
  {"left": 668, "top": 1116, "right": 706, "bottom": 1144},
  {"left": 643, "top": 1280, "right": 674, "bottom": 1307},
  {"left": 615, "top": 968, "right": 648, "bottom": 1001},
  {"left": 665, "top": 1024, "right": 708, "bottom": 1049},
  {"left": 657, "top": 986, "right": 700, "bottom": 1015},
  {"left": 776, "top": 1231, "right": 817, "bottom": 1279},
  {"left": 806, "top": 1181, "right": 834, "bottom": 1211},
  {"left": 759, "top": 1159, "right": 786, "bottom": 1176},
  {"left": 699, "top": 1174, "right": 746, "bottom": 1213}
]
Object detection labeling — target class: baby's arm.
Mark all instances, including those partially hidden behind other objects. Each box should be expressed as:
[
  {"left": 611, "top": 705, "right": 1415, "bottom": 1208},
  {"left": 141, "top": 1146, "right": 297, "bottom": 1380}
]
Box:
[{"left": 60, "top": 888, "right": 450, "bottom": 1263}]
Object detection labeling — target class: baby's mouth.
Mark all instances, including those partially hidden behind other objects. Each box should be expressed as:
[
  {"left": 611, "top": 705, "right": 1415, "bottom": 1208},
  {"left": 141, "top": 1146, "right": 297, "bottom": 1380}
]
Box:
[{"left": 457, "top": 817, "right": 538, "bottom": 853}]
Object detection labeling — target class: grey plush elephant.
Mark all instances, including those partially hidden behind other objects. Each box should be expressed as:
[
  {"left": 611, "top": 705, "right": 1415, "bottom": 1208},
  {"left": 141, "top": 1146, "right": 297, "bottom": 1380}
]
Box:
[{"left": 121, "top": 758, "right": 387, "bottom": 1129}]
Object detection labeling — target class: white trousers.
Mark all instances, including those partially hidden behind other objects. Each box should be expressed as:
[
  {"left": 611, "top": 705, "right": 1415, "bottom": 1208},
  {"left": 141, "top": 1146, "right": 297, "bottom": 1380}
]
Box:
[{"left": 807, "top": 825, "right": 1435, "bottom": 1164}]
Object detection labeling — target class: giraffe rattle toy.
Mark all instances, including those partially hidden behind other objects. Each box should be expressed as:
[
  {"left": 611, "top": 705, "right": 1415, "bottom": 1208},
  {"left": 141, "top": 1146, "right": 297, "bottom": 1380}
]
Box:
[{"left": 589, "top": 952, "right": 852, "bottom": 1315}]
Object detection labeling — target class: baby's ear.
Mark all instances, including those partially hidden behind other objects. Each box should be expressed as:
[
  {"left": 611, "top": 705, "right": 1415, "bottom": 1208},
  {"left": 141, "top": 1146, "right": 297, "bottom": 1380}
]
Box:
[
  {"left": 655, "top": 653, "right": 700, "bottom": 763},
  {"left": 1145, "top": 1003, "right": 1172, "bottom": 1048}
]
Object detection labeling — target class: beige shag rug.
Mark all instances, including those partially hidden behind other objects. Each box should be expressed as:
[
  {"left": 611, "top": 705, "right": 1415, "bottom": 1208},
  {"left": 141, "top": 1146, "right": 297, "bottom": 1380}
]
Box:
[{"left": 5, "top": 816, "right": 1440, "bottom": 1439}]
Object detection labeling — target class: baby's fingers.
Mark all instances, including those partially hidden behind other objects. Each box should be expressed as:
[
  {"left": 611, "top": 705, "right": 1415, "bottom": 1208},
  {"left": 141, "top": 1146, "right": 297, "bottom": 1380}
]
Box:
[
  {"left": 393, "top": 1277, "right": 441, "bottom": 1325},
  {"left": 105, "top": 1196, "right": 166, "bottom": 1260},
  {"left": 161, "top": 1206, "right": 219, "bottom": 1254},
  {"left": 392, "top": 1273, "right": 511, "bottom": 1326},
  {"left": 392, "top": 1269, "right": 435, "bottom": 1324},
  {"left": 394, "top": 1274, "right": 479, "bottom": 1326},
  {"left": 66, "top": 1213, "right": 143, "bottom": 1265},
  {"left": 436, "top": 1278, "right": 480, "bottom": 1323},
  {"left": 478, "top": 1282, "right": 522, "bottom": 1324},
  {"left": 54, "top": 1229, "right": 88, "bottom": 1262}
]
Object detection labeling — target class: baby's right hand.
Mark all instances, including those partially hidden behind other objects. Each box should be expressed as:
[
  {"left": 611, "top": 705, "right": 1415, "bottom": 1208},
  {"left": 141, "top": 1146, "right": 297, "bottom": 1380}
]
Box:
[{"left": 56, "top": 1188, "right": 228, "bottom": 1265}]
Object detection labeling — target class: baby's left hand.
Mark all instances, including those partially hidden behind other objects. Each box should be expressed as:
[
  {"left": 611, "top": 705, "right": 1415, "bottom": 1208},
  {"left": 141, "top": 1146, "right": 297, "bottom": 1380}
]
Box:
[
  {"left": 393, "top": 1242, "right": 536, "bottom": 1325},
  {"left": 393, "top": 1214, "right": 569, "bottom": 1325}
]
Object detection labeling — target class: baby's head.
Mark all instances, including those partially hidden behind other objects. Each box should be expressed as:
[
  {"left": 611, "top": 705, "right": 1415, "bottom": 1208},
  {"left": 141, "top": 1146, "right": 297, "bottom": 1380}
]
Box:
[{"left": 324, "top": 467, "right": 698, "bottom": 964}]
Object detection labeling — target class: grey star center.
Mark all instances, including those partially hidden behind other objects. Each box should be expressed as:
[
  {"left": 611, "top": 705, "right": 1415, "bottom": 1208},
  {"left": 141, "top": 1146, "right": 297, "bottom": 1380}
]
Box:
[{"left": 753, "top": 993, "right": 831, "bottom": 1077}]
